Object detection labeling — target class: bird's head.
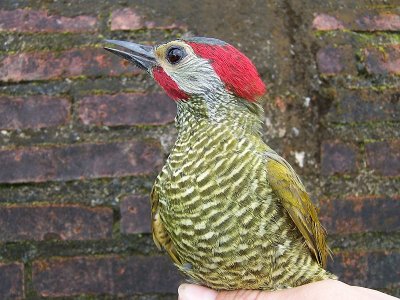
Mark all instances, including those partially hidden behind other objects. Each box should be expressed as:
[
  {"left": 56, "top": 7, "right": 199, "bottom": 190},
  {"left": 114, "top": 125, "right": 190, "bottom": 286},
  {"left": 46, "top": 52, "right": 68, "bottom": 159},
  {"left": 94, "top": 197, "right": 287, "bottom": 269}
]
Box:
[
  {"left": 105, "top": 37, "right": 266, "bottom": 102},
  {"left": 105, "top": 37, "right": 266, "bottom": 131}
]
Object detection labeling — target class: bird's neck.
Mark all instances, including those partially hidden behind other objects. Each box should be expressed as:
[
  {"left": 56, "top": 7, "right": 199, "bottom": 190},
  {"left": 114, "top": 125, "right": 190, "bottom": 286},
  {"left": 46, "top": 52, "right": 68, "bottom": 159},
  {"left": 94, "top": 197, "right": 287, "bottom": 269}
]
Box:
[{"left": 175, "top": 94, "right": 264, "bottom": 138}]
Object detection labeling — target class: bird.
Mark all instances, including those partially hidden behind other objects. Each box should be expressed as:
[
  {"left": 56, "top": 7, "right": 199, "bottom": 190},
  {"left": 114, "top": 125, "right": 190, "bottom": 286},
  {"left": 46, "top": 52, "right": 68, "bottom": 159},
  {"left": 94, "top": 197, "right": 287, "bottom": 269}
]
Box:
[{"left": 104, "top": 36, "right": 337, "bottom": 290}]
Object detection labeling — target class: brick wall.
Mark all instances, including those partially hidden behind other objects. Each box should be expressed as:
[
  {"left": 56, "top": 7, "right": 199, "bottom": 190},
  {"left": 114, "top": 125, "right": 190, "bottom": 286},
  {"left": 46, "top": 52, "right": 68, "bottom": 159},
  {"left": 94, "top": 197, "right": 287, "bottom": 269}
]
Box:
[
  {"left": 313, "top": 7, "right": 400, "bottom": 297},
  {"left": 0, "top": 1, "right": 399, "bottom": 299}
]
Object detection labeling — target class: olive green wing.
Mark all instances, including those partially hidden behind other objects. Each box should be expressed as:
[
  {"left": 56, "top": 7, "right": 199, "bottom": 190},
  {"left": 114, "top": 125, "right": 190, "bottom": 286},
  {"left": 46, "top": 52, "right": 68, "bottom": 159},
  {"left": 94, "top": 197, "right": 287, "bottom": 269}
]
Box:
[
  {"left": 265, "top": 151, "right": 331, "bottom": 267},
  {"left": 151, "top": 184, "right": 182, "bottom": 265}
]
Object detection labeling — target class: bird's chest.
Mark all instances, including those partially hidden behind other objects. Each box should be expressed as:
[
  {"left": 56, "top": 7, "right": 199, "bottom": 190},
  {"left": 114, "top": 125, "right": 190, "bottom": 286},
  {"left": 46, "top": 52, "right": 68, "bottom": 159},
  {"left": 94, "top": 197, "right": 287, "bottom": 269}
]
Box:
[
  {"left": 155, "top": 127, "right": 274, "bottom": 254},
  {"left": 157, "top": 128, "right": 264, "bottom": 215}
]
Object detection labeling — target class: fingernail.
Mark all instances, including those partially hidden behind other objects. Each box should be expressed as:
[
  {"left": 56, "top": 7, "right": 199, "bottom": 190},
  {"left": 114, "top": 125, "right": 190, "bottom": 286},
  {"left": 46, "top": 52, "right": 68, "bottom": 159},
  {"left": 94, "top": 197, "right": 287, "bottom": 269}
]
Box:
[
  {"left": 178, "top": 284, "right": 217, "bottom": 300},
  {"left": 178, "top": 284, "right": 191, "bottom": 300},
  {"left": 178, "top": 284, "right": 189, "bottom": 300}
]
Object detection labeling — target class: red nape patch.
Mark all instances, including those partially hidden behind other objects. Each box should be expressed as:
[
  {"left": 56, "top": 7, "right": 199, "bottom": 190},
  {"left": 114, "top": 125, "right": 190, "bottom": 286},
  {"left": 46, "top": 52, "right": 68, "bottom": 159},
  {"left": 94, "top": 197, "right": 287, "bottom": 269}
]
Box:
[
  {"left": 153, "top": 67, "right": 189, "bottom": 101},
  {"left": 188, "top": 43, "right": 266, "bottom": 102}
]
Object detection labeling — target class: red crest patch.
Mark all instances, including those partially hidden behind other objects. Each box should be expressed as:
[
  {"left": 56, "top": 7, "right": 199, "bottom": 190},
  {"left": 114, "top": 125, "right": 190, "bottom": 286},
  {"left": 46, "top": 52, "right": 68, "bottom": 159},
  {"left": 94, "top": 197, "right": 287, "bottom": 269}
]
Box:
[{"left": 187, "top": 43, "right": 266, "bottom": 102}]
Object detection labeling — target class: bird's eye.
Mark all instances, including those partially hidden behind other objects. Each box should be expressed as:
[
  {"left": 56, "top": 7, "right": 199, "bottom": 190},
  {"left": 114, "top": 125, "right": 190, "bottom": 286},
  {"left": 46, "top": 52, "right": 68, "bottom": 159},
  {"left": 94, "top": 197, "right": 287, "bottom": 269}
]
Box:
[{"left": 166, "top": 46, "right": 186, "bottom": 64}]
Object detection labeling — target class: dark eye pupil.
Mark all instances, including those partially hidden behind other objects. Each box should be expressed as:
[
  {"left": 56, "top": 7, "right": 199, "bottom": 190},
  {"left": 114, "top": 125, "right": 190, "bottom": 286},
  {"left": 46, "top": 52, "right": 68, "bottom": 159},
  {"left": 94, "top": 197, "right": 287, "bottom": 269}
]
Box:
[{"left": 167, "top": 47, "right": 185, "bottom": 64}]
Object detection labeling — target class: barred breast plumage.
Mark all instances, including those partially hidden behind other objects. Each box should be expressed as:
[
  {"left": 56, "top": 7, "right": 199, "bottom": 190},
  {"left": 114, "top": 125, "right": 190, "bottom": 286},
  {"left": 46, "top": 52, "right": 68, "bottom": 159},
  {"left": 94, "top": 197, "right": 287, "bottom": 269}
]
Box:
[{"left": 151, "top": 101, "right": 335, "bottom": 290}]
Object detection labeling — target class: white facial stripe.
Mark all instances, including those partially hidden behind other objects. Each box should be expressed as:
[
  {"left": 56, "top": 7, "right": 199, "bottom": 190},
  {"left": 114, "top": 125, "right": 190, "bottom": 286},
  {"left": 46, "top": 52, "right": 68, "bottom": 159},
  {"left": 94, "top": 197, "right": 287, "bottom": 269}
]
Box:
[{"left": 161, "top": 49, "right": 225, "bottom": 97}]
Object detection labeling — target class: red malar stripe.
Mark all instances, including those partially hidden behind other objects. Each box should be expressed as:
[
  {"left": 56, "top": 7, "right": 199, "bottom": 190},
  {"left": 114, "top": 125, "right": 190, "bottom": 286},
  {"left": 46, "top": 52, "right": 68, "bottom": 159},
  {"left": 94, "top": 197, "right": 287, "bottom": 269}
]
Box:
[{"left": 153, "top": 67, "right": 189, "bottom": 101}]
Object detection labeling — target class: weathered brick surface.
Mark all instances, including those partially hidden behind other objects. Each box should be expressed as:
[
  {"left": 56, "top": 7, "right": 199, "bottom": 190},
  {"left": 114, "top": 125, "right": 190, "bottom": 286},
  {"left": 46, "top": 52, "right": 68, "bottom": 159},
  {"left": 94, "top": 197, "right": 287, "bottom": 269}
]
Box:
[
  {"left": 364, "top": 45, "right": 400, "bottom": 75},
  {"left": 355, "top": 13, "right": 400, "bottom": 31},
  {"left": 0, "top": 262, "right": 24, "bottom": 299},
  {"left": 316, "top": 46, "right": 356, "bottom": 75},
  {"left": 0, "top": 140, "right": 163, "bottom": 183},
  {"left": 110, "top": 8, "right": 184, "bottom": 30},
  {"left": 321, "top": 141, "right": 357, "bottom": 175},
  {"left": 0, "top": 95, "right": 70, "bottom": 130},
  {"left": 365, "top": 140, "right": 400, "bottom": 176},
  {"left": 110, "top": 8, "right": 146, "bottom": 31},
  {"left": 312, "top": 13, "right": 344, "bottom": 30},
  {"left": 114, "top": 256, "right": 183, "bottom": 294},
  {"left": 329, "top": 251, "right": 400, "bottom": 288},
  {"left": 303, "top": 5, "right": 400, "bottom": 295},
  {"left": 32, "top": 255, "right": 182, "bottom": 297},
  {"left": 326, "top": 90, "right": 400, "bottom": 124},
  {"left": 120, "top": 195, "right": 151, "bottom": 234},
  {"left": 0, "top": 9, "right": 98, "bottom": 33},
  {"left": 33, "top": 256, "right": 112, "bottom": 297},
  {"left": 0, "top": 48, "right": 140, "bottom": 82},
  {"left": 313, "top": 12, "right": 400, "bottom": 31},
  {"left": 0, "top": 205, "right": 113, "bottom": 242},
  {"left": 320, "top": 196, "right": 400, "bottom": 234},
  {"left": 79, "top": 93, "right": 176, "bottom": 126}
]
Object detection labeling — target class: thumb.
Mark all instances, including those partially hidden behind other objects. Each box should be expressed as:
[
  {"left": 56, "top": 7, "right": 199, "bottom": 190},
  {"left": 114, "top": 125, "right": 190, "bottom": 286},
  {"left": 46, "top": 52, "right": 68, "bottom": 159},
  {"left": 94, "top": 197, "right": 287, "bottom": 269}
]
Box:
[
  {"left": 178, "top": 284, "right": 274, "bottom": 300},
  {"left": 178, "top": 284, "right": 218, "bottom": 300}
]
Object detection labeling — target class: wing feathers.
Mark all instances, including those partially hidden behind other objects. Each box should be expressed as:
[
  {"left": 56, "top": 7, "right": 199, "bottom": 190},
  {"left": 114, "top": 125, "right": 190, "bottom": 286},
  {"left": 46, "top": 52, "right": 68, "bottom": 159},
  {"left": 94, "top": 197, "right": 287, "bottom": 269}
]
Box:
[
  {"left": 151, "top": 185, "right": 182, "bottom": 265},
  {"left": 265, "top": 151, "right": 331, "bottom": 267}
]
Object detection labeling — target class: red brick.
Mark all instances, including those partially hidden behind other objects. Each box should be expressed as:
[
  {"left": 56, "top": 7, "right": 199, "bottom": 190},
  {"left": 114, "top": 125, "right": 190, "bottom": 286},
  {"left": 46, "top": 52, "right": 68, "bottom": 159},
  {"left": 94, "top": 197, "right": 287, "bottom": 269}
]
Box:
[
  {"left": 312, "top": 13, "right": 344, "bottom": 30},
  {"left": 120, "top": 195, "right": 151, "bottom": 234},
  {"left": 320, "top": 196, "right": 400, "bottom": 234},
  {"left": 365, "top": 140, "right": 400, "bottom": 176},
  {"left": 328, "top": 251, "right": 400, "bottom": 288},
  {"left": 326, "top": 90, "right": 400, "bottom": 123},
  {"left": 110, "top": 8, "right": 184, "bottom": 31},
  {"left": 79, "top": 93, "right": 176, "bottom": 126},
  {"left": 0, "top": 48, "right": 140, "bottom": 82},
  {"left": 0, "top": 262, "right": 24, "bottom": 299},
  {"left": 0, "top": 140, "right": 163, "bottom": 183},
  {"left": 110, "top": 8, "right": 143, "bottom": 31},
  {"left": 316, "top": 46, "right": 356, "bottom": 75},
  {"left": 0, "top": 95, "right": 70, "bottom": 130},
  {"left": 0, "top": 204, "right": 113, "bottom": 242},
  {"left": 364, "top": 45, "right": 400, "bottom": 75},
  {"left": 114, "top": 256, "right": 183, "bottom": 294},
  {"left": 321, "top": 141, "right": 357, "bottom": 175},
  {"left": 0, "top": 9, "right": 98, "bottom": 33},
  {"left": 313, "top": 12, "right": 400, "bottom": 32},
  {"left": 32, "top": 255, "right": 182, "bottom": 297},
  {"left": 33, "top": 256, "right": 112, "bottom": 297},
  {"left": 355, "top": 13, "right": 400, "bottom": 32}
]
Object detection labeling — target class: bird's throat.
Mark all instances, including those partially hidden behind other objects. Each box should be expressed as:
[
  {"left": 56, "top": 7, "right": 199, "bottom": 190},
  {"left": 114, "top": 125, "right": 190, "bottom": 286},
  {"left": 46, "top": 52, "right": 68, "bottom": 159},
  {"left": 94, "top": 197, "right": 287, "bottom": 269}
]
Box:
[{"left": 175, "top": 95, "right": 264, "bottom": 139}]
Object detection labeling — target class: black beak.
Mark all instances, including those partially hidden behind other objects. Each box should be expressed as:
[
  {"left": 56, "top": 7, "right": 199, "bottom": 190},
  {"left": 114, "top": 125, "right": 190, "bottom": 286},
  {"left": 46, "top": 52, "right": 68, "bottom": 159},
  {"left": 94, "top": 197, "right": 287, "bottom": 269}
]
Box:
[{"left": 104, "top": 39, "right": 156, "bottom": 71}]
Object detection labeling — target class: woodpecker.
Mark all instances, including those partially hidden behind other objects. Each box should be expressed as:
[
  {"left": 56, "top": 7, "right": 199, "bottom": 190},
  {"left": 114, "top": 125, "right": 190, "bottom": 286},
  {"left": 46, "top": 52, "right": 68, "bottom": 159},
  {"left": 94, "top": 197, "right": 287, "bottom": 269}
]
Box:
[{"left": 105, "top": 37, "right": 336, "bottom": 290}]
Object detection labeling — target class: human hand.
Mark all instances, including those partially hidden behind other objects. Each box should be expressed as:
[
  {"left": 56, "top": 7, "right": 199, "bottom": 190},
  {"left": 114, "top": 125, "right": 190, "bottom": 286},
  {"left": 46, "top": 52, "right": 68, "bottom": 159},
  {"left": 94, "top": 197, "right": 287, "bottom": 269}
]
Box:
[{"left": 178, "top": 279, "right": 399, "bottom": 300}]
